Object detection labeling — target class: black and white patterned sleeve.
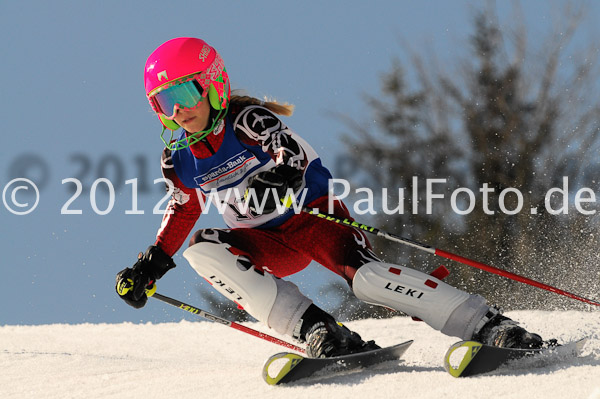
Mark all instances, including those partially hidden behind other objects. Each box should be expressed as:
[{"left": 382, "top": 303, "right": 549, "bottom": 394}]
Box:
[{"left": 233, "top": 105, "right": 308, "bottom": 171}]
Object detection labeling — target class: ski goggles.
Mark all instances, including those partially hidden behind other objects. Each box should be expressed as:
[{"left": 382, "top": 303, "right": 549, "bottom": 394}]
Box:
[{"left": 150, "top": 76, "right": 206, "bottom": 119}]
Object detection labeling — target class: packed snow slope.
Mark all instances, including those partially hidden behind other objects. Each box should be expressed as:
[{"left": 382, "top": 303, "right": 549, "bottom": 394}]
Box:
[{"left": 2, "top": 310, "right": 599, "bottom": 399}]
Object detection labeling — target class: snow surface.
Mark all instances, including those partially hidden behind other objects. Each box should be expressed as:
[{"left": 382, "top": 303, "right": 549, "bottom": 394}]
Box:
[{"left": 2, "top": 310, "right": 599, "bottom": 399}]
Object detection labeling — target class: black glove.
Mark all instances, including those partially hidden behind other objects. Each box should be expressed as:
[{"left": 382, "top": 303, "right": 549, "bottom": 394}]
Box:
[
  {"left": 245, "top": 164, "right": 303, "bottom": 215},
  {"left": 116, "top": 245, "right": 176, "bottom": 309}
]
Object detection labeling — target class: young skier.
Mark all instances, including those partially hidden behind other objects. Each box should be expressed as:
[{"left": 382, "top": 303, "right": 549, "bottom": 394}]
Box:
[{"left": 116, "top": 37, "right": 547, "bottom": 358}]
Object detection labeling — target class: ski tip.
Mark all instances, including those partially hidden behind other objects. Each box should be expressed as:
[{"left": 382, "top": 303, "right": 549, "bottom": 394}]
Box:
[
  {"left": 443, "top": 337, "right": 590, "bottom": 378},
  {"left": 261, "top": 340, "right": 413, "bottom": 386},
  {"left": 443, "top": 340, "right": 482, "bottom": 378},
  {"left": 262, "top": 352, "right": 304, "bottom": 386}
]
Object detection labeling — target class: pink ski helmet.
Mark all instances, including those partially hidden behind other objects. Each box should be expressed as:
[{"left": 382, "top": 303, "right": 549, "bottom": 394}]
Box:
[{"left": 144, "top": 37, "right": 231, "bottom": 149}]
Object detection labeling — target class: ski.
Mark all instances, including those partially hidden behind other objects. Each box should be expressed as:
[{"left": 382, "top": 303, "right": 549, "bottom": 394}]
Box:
[
  {"left": 444, "top": 337, "right": 588, "bottom": 377},
  {"left": 262, "top": 340, "right": 413, "bottom": 385}
]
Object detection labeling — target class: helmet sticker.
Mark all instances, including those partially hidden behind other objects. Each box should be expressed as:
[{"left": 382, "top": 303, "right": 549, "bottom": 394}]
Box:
[
  {"left": 199, "top": 44, "right": 211, "bottom": 62},
  {"left": 157, "top": 70, "right": 168, "bottom": 82}
]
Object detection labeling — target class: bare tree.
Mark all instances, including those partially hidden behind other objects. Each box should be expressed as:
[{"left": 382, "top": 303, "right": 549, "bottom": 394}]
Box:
[{"left": 336, "top": 2, "right": 600, "bottom": 314}]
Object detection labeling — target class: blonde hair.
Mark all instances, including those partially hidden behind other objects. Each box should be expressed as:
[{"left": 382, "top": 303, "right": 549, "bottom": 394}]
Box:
[{"left": 230, "top": 91, "right": 295, "bottom": 117}]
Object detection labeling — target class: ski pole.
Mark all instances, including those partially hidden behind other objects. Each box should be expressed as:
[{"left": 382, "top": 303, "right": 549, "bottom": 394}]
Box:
[
  {"left": 301, "top": 206, "right": 600, "bottom": 308},
  {"left": 151, "top": 292, "right": 305, "bottom": 353}
]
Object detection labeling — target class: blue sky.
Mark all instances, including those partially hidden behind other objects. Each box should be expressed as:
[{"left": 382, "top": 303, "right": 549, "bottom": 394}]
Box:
[{"left": 1, "top": 0, "right": 597, "bottom": 325}]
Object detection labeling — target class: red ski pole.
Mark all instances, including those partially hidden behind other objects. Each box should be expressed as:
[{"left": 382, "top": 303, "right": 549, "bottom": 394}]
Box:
[
  {"left": 151, "top": 292, "right": 305, "bottom": 353},
  {"left": 302, "top": 206, "right": 600, "bottom": 308}
]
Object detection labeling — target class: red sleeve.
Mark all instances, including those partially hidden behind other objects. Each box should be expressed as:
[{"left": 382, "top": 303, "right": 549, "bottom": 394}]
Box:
[{"left": 154, "top": 148, "right": 203, "bottom": 257}]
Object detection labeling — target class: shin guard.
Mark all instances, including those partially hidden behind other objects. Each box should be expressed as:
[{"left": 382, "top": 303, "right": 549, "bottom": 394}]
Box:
[
  {"left": 352, "top": 262, "right": 489, "bottom": 339},
  {"left": 183, "top": 242, "right": 312, "bottom": 336}
]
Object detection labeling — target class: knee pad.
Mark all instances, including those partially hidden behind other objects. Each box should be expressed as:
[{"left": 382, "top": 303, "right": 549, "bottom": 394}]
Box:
[
  {"left": 352, "top": 262, "right": 489, "bottom": 339},
  {"left": 183, "top": 242, "right": 311, "bottom": 336}
]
